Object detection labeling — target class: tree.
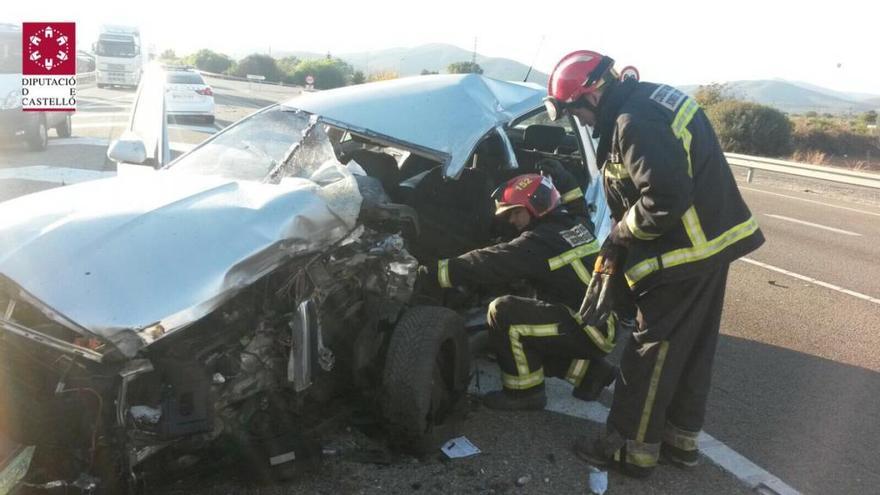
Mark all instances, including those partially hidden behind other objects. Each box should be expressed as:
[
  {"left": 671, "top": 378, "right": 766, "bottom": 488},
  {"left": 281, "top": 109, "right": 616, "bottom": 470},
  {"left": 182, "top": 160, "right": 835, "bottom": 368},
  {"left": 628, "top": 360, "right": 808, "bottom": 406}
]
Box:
[
  {"left": 420, "top": 69, "right": 439, "bottom": 75},
  {"left": 447, "top": 61, "right": 483, "bottom": 74},
  {"left": 185, "top": 49, "right": 233, "bottom": 74},
  {"left": 706, "top": 100, "right": 793, "bottom": 156},
  {"left": 860, "top": 110, "right": 878, "bottom": 126},
  {"left": 233, "top": 54, "right": 282, "bottom": 82},
  {"left": 351, "top": 70, "right": 366, "bottom": 85},
  {"left": 287, "top": 58, "right": 353, "bottom": 89},
  {"left": 159, "top": 49, "right": 178, "bottom": 62},
  {"left": 805, "top": 111, "right": 818, "bottom": 118},
  {"left": 693, "top": 83, "right": 733, "bottom": 109},
  {"left": 367, "top": 70, "right": 399, "bottom": 82},
  {"left": 276, "top": 56, "right": 301, "bottom": 79}
]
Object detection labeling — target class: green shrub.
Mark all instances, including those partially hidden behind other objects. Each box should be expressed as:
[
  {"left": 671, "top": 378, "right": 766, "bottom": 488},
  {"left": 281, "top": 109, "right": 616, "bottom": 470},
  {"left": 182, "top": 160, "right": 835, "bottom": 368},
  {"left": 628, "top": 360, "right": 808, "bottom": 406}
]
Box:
[{"left": 706, "top": 100, "right": 793, "bottom": 156}]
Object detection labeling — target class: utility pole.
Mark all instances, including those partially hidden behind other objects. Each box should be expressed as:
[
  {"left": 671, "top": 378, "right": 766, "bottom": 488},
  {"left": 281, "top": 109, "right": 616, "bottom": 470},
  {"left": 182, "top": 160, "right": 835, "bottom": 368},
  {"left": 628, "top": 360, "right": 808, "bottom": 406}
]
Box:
[{"left": 472, "top": 37, "right": 477, "bottom": 65}]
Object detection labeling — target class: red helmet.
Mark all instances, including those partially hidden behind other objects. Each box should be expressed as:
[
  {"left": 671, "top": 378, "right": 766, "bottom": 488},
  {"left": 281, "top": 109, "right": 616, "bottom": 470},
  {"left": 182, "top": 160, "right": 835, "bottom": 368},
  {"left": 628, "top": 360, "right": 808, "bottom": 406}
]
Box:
[
  {"left": 492, "top": 174, "right": 560, "bottom": 218},
  {"left": 545, "top": 50, "right": 617, "bottom": 121}
]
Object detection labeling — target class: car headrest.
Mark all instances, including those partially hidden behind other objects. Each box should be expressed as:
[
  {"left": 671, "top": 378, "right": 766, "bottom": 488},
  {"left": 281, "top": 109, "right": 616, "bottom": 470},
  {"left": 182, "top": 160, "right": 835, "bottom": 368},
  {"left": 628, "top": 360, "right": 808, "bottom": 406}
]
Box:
[{"left": 523, "top": 125, "right": 566, "bottom": 153}]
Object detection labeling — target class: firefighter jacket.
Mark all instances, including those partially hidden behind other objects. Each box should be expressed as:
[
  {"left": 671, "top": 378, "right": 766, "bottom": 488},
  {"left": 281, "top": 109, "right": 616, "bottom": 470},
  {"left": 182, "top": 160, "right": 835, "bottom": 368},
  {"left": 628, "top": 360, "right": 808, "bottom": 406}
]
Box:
[
  {"left": 594, "top": 79, "right": 765, "bottom": 293},
  {"left": 431, "top": 210, "right": 599, "bottom": 310}
]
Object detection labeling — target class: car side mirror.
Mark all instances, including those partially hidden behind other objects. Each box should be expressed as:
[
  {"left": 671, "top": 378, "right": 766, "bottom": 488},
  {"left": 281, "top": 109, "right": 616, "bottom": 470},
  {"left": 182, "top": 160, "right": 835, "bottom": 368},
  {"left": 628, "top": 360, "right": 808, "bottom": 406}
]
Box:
[{"left": 107, "top": 133, "right": 148, "bottom": 165}]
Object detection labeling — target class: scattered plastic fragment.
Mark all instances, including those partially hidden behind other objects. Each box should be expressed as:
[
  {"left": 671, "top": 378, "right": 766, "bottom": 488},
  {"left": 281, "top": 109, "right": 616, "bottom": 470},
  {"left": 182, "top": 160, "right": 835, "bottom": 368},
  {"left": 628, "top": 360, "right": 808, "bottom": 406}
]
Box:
[
  {"left": 588, "top": 465, "right": 608, "bottom": 494},
  {"left": 440, "top": 436, "right": 481, "bottom": 459}
]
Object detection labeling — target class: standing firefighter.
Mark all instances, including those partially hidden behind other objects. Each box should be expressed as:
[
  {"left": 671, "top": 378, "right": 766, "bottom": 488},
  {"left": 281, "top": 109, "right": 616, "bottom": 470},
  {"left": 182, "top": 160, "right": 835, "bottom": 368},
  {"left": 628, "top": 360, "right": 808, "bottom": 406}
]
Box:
[
  {"left": 420, "top": 173, "right": 618, "bottom": 410},
  {"left": 544, "top": 51, "right": 764, "bottom": 477}
]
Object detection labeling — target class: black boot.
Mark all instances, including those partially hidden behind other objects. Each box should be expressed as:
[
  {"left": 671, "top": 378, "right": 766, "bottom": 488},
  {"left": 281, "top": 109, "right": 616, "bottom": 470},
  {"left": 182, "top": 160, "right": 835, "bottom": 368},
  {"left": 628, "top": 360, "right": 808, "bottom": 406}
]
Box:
[
  {"left": 572, "top": 359, "right": 617, "bottom": 402},
  {"left": 660, "top": 442, "right": 699, "bottom": 467},
  {"left": 573, "top": 434, "right": 656, "bottom": 479},
  {"left": 482, "top": 385, "right": 547, "bottom": 411}
]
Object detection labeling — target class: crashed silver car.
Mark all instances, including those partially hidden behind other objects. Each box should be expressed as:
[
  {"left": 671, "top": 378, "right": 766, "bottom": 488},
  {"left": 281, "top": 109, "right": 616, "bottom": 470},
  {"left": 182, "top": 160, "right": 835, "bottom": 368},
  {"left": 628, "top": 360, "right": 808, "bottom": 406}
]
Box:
[{"left": 0, "top": 74, "right": 609, "bottom": 493}]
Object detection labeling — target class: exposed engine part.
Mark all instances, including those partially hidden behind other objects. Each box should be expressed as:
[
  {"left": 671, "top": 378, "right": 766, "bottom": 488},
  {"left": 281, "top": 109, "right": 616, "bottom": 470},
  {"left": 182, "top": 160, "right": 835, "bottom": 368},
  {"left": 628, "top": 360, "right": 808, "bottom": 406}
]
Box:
[{"left": 288, "top": 300, "right": 316, "bottom": 392}]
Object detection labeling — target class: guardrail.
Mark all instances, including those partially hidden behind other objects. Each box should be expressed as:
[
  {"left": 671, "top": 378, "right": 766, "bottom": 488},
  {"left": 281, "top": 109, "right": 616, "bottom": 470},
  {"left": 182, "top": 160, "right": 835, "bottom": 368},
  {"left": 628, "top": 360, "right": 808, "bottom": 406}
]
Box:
[
  {"left": 197, "top": 70, "right": 299, "bottom": 88},
  {"left": 725, "top": 153, "right": 880, "bottom": 190}
]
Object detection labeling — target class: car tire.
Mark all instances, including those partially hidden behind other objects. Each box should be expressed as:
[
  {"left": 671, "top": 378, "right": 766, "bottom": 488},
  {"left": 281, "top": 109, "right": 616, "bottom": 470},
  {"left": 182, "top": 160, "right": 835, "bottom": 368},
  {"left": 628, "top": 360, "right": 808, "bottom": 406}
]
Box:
[
  {"left": 55, "top": 114, "right": 72, "bottom": 138},
  {"left": 382, "top": 306, "right": 470, "bottom": 454},
  {"left": 204, "top": 115, "right": 215, "bottom": 124},
  {"left": 97, "top": 83, "right": 106, "bottom": 89},
  {"left": 26, "top": 117, "right": 49, "bottom": 152}
]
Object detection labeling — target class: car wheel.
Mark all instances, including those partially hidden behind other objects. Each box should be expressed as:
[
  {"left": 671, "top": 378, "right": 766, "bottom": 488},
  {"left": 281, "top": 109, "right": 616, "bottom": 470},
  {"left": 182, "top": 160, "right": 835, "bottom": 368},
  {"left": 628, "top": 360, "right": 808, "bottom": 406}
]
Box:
[
  {"left": 383, "top": 306, "right": 470, "bottom": 454},
  {"left": 204, "top": 115, "right": 215, "bottom": 124},
  {"left": 97, "top": 83, "right": 106, "bottom": 89},
  {"left": 26, "top": 117, "right": 49, "bottom": 151},
  {"left": 55, "top": 114, "right": 72, "bottom": 138}
]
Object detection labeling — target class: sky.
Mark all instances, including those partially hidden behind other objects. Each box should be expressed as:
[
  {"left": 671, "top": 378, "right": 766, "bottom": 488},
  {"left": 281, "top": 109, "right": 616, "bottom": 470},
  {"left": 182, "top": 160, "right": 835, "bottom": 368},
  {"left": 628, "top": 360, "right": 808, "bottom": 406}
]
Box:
[{"left": 5, "top": 0, "right": 879, "bottom": 94}]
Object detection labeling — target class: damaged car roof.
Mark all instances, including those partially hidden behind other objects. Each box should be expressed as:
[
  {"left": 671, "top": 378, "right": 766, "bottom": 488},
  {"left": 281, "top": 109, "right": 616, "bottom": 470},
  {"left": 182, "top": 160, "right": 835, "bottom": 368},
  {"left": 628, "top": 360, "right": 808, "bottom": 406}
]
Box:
[{"left": 286, "top": 74, "right": 545, "bottom": 179}]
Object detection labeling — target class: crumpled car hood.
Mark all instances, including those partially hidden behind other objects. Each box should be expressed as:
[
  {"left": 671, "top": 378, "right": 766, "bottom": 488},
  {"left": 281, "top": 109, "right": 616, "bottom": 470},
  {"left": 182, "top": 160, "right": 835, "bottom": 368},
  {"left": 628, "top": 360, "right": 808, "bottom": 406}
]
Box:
[
  {"left": 287, "top": 74, "right": 545, "bottom": 179},
  {"left": 0, "top": 168, "right": 361, "bottom": 347}
]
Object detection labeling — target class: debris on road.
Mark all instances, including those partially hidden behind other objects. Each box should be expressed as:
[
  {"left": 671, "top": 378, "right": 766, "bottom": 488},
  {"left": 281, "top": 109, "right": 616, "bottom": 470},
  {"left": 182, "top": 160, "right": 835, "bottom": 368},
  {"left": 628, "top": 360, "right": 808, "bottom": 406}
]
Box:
[
  {"left": 588, "top": 465, "right": 608, "bottom": 494},
  {"left": 515, "top": 474, "right": 532, "bottom": 487},
  {"left": 441, "top": 436, "right": 481, "bottom": 459}
]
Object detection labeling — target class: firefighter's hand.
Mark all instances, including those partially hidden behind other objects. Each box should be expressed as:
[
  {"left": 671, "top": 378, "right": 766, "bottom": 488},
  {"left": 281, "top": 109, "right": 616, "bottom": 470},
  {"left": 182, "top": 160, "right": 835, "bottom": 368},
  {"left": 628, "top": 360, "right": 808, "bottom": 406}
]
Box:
[
  {"left": 413, "top": 265, "right": 444, "bottom": 305},
  {"left": 595, "top": 223, "right": 627, "bottom": 275},
  {"left": 537, "top": 158, "right": 566, "bottom": 178}
]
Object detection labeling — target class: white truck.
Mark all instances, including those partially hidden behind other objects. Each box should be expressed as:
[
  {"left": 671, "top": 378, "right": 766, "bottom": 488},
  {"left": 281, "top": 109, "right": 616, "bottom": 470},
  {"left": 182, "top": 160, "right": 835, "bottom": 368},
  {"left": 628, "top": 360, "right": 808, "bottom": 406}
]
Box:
[{"left": 93, "top": 25, "right": 143, "bottom": 88}]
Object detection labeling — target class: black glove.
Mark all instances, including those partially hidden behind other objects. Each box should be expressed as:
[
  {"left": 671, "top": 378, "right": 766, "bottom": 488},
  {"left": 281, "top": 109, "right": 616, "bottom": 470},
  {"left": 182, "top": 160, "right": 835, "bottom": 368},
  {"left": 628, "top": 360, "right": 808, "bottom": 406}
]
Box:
[
  {"left": 537, "top": 158, "right": 577, "bottom": 194},
  {"left": 578, "top": 223, "right": 627, "bottom": 326},
  {"left": 410, "top": 265, "right": 437, "bottom": 303}
]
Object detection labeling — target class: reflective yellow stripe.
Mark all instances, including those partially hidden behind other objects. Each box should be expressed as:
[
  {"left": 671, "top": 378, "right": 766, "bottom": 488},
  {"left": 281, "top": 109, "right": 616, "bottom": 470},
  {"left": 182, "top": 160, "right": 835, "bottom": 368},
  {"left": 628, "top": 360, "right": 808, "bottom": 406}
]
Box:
[
  {"left": 604, "top": 161, "right": 629, "bottom": 180},
  {"left": 637, "top": 341, "right": 670, "bottom": 442},
  {"left": 663, "top": 422, "right": 700, "bottom": 452},
  {"left": 565, "top": 359, "right": 590, "bottom": 386},
  {"left": 509, "top": 324, "right": 559, "bottom": 376},
  {"left": 583, "top": 319, "right": 615, "bottom": 354},
  {"left": 625, "top": 216, "right": 760, "bottom": 287},
  {"left": 561, "top": 187, "right": 583, "bottom": 204},
  {"left": 547, "top": 241, "right": 600, "bottom": 271},
  {"left": 671, "top": 98, "right": 699, "bottom": 177},
  {"left": 570, "top": 259, "right": 592, "bottom": 286},
  {"left": 437, "top": 259, "right": 452, "bottom": 288},
  {"left": 503, "top": 368, "right": 545, "bottom": 390},
  {"left": 627, "top": 449, "right": 660, "bottom": 468},
  {"left": 681, "top": 206, "right": 707, "bottom": 246},
  {"left": 662, "top": 216, "right": 759, "bottom": 268},
  {"left": 625, "top": 207, "right": 661, "bottom": 241}
]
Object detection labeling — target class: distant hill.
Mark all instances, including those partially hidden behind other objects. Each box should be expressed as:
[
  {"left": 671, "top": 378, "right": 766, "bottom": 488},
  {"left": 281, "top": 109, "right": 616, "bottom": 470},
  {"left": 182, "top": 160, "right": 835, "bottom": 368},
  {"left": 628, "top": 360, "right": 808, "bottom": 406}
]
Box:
[
  {"left": 679, "top": 80, "right": 879, "bottom": 115},
  {"left": 276, "top": 43, "right": 548, "bottom": 84}
]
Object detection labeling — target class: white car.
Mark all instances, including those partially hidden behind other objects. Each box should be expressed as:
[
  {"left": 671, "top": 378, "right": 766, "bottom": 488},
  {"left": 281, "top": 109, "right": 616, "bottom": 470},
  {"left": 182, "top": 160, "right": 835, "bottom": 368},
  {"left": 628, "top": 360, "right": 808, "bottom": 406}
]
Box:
[{"left": 164, "top": 68, "right": 215, "bottom": 123}]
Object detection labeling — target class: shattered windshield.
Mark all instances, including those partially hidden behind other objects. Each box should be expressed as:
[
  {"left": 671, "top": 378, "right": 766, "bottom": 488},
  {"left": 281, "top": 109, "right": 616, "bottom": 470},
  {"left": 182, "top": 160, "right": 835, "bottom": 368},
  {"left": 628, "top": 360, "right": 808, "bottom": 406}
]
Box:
[{"left": 168, "top": 107, "right": 314, "bottom": 181}]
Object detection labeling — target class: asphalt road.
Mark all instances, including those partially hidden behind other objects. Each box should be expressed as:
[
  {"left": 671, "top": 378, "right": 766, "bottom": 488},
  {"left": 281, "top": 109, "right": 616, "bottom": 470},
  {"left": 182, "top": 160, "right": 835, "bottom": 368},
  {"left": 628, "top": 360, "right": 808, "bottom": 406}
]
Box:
[{"left": 1, "top": 76, "right": 879, "bottom": 494}]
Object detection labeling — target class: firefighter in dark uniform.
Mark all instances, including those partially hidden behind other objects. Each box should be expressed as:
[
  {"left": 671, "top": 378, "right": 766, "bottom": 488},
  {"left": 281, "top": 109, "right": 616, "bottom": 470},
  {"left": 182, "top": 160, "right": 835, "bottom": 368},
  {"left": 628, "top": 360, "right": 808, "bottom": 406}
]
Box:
[
  {"left": 420, "top": 173, "right": 617, "bottom": 410},
  {"left": 543, "top": 50, "right": 765, "bottom": 477}
]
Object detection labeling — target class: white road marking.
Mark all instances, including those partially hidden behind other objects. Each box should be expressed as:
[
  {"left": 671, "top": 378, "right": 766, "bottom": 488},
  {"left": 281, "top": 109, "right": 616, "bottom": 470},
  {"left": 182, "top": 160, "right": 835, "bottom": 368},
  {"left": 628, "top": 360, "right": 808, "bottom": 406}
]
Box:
[
  {"left": 72, "top": 112, "right": 130, "bottom": 120},
  {"left": 470, "top": 361, "right": 801, "bottom": 494},
  {"left": 739, "top": 185, "right": 880, "bottom": 218},
  {"left": 47, "top": 137, "right": 196, "bottom": 153},
  {"left": 0, "top": 166, "right": 113, "bottom": 185},
  {"left": 764, "top": 214, "right": 862, "bottom": 237},
  {"left": 740, "top": 257, "right": 880, "bottom": 306},
  {"left": 168, "top": 123, "right": 219, "bottom": 133}
]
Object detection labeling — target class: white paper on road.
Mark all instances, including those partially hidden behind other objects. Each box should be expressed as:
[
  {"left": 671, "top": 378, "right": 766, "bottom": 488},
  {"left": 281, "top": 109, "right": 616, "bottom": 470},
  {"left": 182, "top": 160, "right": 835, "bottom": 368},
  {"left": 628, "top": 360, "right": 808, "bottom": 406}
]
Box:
[
  {"left": 588, "top": 466, "right": 608, "bottom": 494},
  {"left": 441, "top": 436, "right": 481, "bottom": 459}
]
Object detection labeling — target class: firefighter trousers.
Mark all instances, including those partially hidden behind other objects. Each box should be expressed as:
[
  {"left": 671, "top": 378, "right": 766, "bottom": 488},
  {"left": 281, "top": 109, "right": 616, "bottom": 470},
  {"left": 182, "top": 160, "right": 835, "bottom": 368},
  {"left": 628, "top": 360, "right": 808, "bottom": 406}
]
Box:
[
  {"left": 487, "top": 295, "right": 616, "bottom": 392},
  {"left": 605, "top": 264, "right": 730, "bottom": 469}
]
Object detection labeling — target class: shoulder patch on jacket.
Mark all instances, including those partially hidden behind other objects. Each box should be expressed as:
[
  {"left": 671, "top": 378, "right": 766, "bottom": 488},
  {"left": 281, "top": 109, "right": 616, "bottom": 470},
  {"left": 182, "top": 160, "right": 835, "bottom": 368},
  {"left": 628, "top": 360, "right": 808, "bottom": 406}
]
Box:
[
  {"left": 559, "top": 223, "right": 595, "bottom": 247},
  {"left": 649, "top": 84, "right": 687, "bottom": 112}
]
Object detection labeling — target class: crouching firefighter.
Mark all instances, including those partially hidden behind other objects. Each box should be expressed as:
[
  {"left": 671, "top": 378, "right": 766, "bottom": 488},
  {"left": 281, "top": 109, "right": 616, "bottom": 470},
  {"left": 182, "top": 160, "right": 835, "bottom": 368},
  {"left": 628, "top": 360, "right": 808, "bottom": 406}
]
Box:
[{"left": 419, "top": 173, "right": 619, "bottom": 411}]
